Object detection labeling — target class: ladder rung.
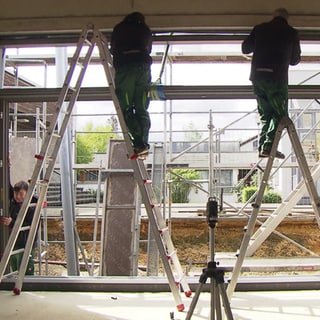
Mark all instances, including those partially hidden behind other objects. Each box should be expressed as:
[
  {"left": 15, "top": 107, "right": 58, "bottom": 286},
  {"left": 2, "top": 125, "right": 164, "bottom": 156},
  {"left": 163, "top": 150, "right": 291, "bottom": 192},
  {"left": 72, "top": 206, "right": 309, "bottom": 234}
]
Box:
[
  {"left": 159, "top": 227, "right": 169, "bottom": 235},
  {"left": 40, "top": 251, "right": 48, "bottom": 258},
  {"left": 174, "top": 279, "right": 181, "bottom": 287},
  {"left": 52, "top": 132, "right": 61, "bottom": 139},
  {"left": 20, "top": 226, "right": 30, "bottom": 232},
  {"left": 35, "top": 154, "right": 44, "bottom": 160},
  {"left": 68, "top": 86, "right": 77, "bottom": 92},
  {"left": 166, "top": 250, "right": 177, "bottom": 260},
  {"left": 12, "top": 248, "right": 25, "bottom": 256},
  {"left": 2, "top": 270, "right": 18, "bottom": 279},
  {"left": 61, "top": 110, "right": 70, "bottom": 116},
  {"left": 103, "top": 169, "right": 134, "bottom": 174},
  {"left": 106, "top": 205, "right": 136, "bottom": 210},
  {"left": 84, "top": 39, "right": 93, "bottom": 46}
]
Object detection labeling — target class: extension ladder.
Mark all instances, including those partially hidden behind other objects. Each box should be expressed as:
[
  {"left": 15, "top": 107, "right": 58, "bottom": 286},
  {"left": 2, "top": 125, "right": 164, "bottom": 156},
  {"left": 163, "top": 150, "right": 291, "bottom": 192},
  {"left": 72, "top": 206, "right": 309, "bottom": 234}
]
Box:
[
  {"left": 226, "top": 116, "right": 320, "bottom": 298},
  {"left": 0, "top": 25, "right": 191, "bottom": 311}
]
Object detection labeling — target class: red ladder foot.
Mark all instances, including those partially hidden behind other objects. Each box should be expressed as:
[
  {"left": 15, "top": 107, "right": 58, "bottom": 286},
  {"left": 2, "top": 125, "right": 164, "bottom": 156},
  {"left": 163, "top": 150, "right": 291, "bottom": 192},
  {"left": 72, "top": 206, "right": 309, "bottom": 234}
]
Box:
[
  {"left": 129, "top": 153, "right": 146, "bottom": 160},
  {"left": 185, "top": 290, "right": 192, "bottom": 297},
  {"left": 13, "top": 288, "right": 21, "bottom": 295},
  {"left": 177, "top": 304, "right": 185, "bottom": 312}
]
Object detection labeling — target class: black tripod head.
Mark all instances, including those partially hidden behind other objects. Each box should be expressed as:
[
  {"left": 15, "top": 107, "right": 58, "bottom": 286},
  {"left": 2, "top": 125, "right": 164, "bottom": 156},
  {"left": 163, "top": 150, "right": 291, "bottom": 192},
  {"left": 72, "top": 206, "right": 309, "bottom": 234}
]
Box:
[{"left": 206, "top": 197, "right": 218, "bottom": 228}]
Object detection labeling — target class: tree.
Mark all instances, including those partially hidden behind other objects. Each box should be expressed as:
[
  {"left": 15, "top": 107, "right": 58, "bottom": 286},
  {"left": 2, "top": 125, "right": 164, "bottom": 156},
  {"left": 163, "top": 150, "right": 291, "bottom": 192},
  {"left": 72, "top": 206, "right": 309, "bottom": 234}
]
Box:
[
  {"left": 76, "top": 133, "right": 94, "bottom": 164},
  {"left": 183, "top": 121, "right": 203, "bottom": 142},
  {"left": 75, "top": 121, "right": 118, "bottom": 164},
  {"left": 168, "top": 168, "right": 202, "bottom": 203}
]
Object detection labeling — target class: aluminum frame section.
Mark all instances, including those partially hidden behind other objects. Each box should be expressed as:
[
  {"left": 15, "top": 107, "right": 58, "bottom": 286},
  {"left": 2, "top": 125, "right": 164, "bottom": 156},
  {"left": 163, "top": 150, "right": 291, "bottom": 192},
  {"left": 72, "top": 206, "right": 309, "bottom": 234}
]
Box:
[
  {"left": 1, "top": 275, "right": 320, "bottom": 292},
  {"left": 56, "top": 48, "right": 79, "bottom": 276},
  {"left": 0, "top": 30, "right": 320, "bottom": 47},
  {"left": 1, "top": 85, "right": 320, "bottom": 103},
  {"left": 0, "top": 99, "right": 9, "bottom": 257}
]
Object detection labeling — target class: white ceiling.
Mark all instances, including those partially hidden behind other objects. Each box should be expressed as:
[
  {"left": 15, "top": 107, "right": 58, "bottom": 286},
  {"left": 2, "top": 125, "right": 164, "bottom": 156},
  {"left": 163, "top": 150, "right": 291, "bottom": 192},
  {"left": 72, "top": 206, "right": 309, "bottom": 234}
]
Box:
[{"left": 1, "top": 0, "right": 320, "bottom": 35}]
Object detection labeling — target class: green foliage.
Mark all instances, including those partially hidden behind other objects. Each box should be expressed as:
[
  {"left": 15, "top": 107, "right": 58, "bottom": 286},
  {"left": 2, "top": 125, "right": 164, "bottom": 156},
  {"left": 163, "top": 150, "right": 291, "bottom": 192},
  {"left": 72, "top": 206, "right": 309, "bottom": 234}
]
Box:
[
  {"left": 183, "top": 121, "right": 203, "bottom": 142},
  {"left": 241, "top": 186, "right": 282, "bottom": 203},
  {"left": 262, "top": 190, "right": 282, "bottom": 203},
  {"left": 241, "top": 186, "right": 257, "bottom": 203},
  {"left": 168, "top": 168, "right": 201, "bottom": 203},
  {"left": 76, "top": 134, "right": 94, "bottom": 164},
  {"left": 76, "top": 121, "right": 118, "bottom": 164}
]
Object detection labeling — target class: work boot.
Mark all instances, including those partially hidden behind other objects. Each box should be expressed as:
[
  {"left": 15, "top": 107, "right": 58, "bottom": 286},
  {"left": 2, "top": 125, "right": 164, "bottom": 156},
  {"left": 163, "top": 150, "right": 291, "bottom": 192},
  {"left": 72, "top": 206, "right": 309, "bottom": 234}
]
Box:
[{"left": 259, "top": 149, "right": 285, "bottom": 159}]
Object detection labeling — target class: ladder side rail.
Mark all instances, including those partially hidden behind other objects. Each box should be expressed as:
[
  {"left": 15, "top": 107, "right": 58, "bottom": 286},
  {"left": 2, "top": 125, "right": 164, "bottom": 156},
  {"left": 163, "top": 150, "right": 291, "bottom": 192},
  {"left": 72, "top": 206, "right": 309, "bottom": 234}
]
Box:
[
  {"left": 13, "top": 187, "right": 48, "bottom": 292},
  {"left": 52, "top": 26, "right": 91, "bottom": 111},
  {"left": 94, "top": 31, "right": 134, "bottom": 155},
  {"left": 0, "top": 197, "right": 33, "bottom": 279},
  {"left": 247, "top": 163, "right": 320, "bottom": 255},
  {"left": 4, "top": 25, "right": 92, "bottom": 249},
  {"left": 41, "top": 42, "right": 96, "bottom": 184},
  {"left": 227, "top": 119, "right": 286, "bottom": 299},
  {"left": 131, "top": 160, "right": 184, "bottom": 306},
  {"left": 0, "top": 179, "right": 43, "bottom": 279},
  {"left": 94, "top": 30, "right": 187, "bottom": 307},
  {"left": 135, "top": 161, "right": 191, "bottom": 295},
  {"left": 0, "top": 27, "right": 93, "bottom": 282},
  {"left": 286, "top": 117, "right": 320, "bottom": 225},
  {"left": 35, "top": 26, "right": 91, "bottom": 162}
]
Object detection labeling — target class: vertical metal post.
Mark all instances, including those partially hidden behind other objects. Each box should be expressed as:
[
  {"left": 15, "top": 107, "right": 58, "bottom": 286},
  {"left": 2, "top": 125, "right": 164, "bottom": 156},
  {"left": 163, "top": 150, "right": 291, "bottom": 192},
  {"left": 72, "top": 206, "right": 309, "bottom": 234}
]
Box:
[
  {"left": 0, "top": 49, "right": 9, "bottom": 258},
  {"left": 55, "top": 47, "right": 79, "bottom": 276},
  {"left": 208, "top": 110, "right": 216, "bottom": 320},
  {"left": 0, "top": 100, "right": 9, "bottom": 259},
  {"left": 0, "top": 48, "right": 5, "bottom": 87},
  {"left": 208, "top": 110, "right": 215, "bottom": 259}
]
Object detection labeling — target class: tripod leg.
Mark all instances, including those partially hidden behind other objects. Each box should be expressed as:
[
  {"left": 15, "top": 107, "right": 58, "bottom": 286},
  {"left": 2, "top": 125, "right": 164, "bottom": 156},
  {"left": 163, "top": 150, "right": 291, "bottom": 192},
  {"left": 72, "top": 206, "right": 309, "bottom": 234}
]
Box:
[
  {"left": 218, "top": 283, "right": 234, "bottom": 320},
  {"left": 214, "top": 281, "right": 222, "bottom": 320},
  {"left": 210, "top": 278, "right": 221, "bottom": 320},
  {"left": 185, "top": 282, "right": 205, "bottom": 320}
]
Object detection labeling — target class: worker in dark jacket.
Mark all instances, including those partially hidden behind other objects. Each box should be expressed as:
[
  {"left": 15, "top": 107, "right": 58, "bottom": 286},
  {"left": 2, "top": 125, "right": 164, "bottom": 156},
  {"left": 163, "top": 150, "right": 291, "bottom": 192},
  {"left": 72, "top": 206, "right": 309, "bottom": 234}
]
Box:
[
  {"left": 0, "top": 180, "right": 37, "bottom": 275},
  {"left": 111, "top": 12, "right": 152, "bottom": 156},
  {"left": 242, "top": 8, "right": 301, "bottom": 159}
]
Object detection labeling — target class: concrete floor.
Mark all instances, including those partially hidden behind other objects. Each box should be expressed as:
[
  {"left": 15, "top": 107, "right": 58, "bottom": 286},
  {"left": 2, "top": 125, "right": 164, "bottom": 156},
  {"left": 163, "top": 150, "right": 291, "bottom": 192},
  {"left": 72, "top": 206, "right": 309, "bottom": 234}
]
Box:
[{"left": 0, "top": 290, "right": 320, "bottom": 320}]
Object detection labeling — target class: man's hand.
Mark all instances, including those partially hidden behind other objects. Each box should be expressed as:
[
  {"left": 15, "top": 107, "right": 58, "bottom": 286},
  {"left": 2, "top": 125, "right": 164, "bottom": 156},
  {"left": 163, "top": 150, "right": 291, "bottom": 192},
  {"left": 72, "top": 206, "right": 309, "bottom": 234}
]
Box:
[{"left": 0, "top": 217, "right": 12, "bottom": 226}]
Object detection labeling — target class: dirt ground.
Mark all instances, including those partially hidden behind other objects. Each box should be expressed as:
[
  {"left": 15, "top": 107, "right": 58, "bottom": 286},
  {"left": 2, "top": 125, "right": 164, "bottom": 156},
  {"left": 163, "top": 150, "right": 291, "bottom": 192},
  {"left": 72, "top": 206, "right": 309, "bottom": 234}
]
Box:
[{"left": 40, "top": 216, "right": 320, "bottom": 276}]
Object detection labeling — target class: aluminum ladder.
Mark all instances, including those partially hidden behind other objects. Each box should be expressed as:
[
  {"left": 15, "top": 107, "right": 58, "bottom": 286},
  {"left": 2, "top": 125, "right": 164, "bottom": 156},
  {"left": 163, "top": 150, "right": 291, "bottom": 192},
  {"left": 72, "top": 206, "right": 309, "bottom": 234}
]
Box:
[
  {"left": 0, "top": 26, "right": 191, "bottom": 311},
  {"left": 0, "top": 26, "right": 94, "bottom": 294},
  {"left": 226, "top": 115, "right": 320, "bottom": 298},
  {"left": 0, "top": 25, "right": 97, "bottom": 294},
  {"left": 93, "top": 28, "right": 191, "bottom": 311}
]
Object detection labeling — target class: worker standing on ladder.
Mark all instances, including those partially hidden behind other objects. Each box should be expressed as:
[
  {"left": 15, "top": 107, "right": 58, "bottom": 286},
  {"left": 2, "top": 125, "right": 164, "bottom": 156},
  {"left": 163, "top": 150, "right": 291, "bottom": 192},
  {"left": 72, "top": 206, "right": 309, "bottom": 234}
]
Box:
[
  {"left": 242, "top": 8, "right": 301, "bottom": 159},
  {"left": 0, "top": 181, "right": 37, "bottom": 275},
  {"left": 111, "top": 12, "right": 153, "bottom": 156}
]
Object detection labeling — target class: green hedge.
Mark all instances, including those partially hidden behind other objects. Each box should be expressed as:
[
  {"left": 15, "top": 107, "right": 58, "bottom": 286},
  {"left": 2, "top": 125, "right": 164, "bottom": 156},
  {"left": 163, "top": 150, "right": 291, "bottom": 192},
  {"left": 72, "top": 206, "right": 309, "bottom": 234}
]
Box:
[{"left": 241, "top": 186, "right": 282, "bottom": 203}]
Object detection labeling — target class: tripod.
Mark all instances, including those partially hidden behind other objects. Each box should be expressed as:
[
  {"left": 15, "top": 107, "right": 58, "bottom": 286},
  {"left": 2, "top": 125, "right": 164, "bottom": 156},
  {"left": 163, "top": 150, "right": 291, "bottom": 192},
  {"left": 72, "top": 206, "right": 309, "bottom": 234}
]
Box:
[{"left": 185, "top": 199, "right": 234, "bottom": 320}]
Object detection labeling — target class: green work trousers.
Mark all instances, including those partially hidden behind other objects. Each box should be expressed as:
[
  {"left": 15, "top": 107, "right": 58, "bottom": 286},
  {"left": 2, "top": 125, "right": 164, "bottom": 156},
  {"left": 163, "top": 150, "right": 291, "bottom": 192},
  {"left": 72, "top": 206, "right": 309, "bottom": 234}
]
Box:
[
  {"left": 10, "top": 246, "right": 35, "bottom": 275},
  {"left": 115, "top": 63, "right": 151, "bottom": 148},
  {"left": 253, "top": 80, "right": 288, "bottom": 152}
]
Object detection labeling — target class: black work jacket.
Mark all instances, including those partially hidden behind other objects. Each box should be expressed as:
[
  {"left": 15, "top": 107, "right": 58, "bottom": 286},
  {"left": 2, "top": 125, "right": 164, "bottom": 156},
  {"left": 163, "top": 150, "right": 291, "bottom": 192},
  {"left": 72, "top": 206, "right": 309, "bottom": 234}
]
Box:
[
  {"left": 111, "top": 19, "right": 152, "bottom": 70},
  {"left": 242, "top": 17, "right": 301, "bottom": 83},
  {"left": 8, "top": 197, "right": 37, "bottom": 248}
]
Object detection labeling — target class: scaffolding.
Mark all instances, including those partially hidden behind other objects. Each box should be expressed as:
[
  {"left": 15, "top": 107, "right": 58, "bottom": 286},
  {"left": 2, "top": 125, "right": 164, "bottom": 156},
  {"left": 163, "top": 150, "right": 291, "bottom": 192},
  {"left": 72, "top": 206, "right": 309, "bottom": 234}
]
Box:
[{"left": 1, "top": 34, "right": 320, "bottom": 293}]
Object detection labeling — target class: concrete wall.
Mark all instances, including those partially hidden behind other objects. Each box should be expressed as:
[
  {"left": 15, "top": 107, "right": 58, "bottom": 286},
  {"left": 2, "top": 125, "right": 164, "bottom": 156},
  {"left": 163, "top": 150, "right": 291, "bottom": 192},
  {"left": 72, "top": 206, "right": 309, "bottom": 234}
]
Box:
[
  {"left": 1, "top": 0, "right": 320, "bottom": 34},
  {"left": 9, "top": 136, "right": 37, "bottom": 185}
]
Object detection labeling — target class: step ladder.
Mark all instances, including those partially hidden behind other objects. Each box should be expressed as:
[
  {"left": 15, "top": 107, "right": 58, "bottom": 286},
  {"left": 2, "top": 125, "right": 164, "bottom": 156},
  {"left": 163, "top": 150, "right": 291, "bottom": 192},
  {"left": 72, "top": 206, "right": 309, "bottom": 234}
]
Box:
[
  {"left": 0, "top": 25, "right": 191, "bottom": 311},
  {"left": 0, "top": 25, "right": 95, "bottom": 294},
  {"left": 246, "top": 162, "right": 320, "bottom": 256},
  {"left": 93, "top": 28, "right": 191, "bottom": 310},
  {"left": 226, "top": 116, "right": 320, "bottom": 298}
]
